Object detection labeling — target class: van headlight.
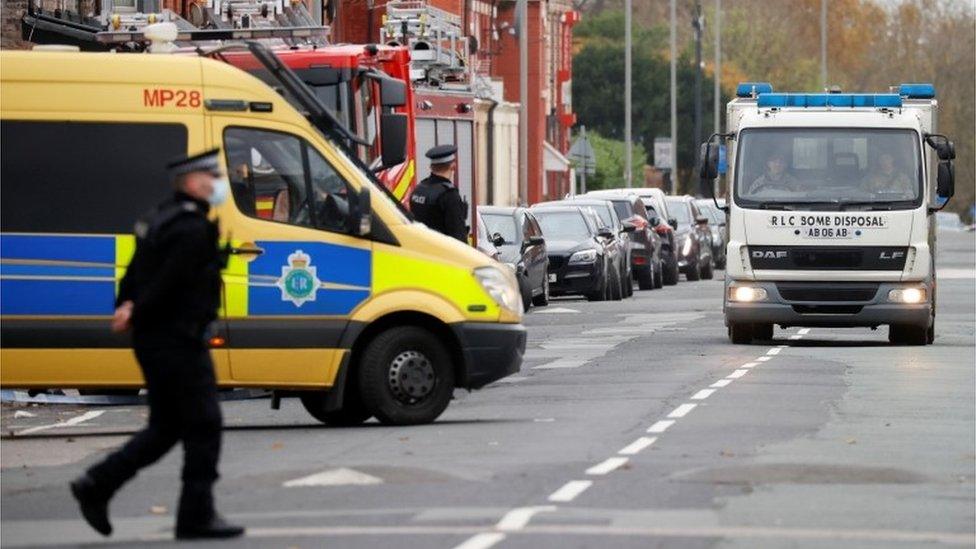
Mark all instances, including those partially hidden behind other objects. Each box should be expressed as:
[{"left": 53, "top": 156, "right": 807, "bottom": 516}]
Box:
[
  {"left": 888, "top": 287, "right": 927, "bottom": 304},
  {"left": 569, "top": 249, "right": 598, "bottom": 264},
  {"left": 728, "top": 285, "right": 768, "bottom": 302},
  {"left": 474, "top": 266, "right": 522, "bottom": 314}
]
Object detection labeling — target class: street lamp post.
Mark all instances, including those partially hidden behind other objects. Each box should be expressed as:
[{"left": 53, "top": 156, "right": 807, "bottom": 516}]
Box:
[
  {"left": 669, "top": 0, "right": 677, "bottom": 194},
  {"left": 624, "top": 0, "right": 632, "bottom": 188},
  {"left": 692, "top": 2, "right": 703, "bottom": 177}
]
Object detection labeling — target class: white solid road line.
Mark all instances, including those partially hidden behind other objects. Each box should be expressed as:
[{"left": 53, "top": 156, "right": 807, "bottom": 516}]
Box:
[
  {"left": 586, "top": 457, "right": 629, "bottom": 475},
  {"left": 618, "top": 437, "right": 657, "bottom": 455},
  {"left": 767, "top": 348, "right": 782, "bottom": 355},
  {"left": 496, "top": 506, "right": 557, "bottom": 531},
  {"left": 548, "top": 480, "right": 593, "bottom": 503},
  {"left": 667, "top": 403, "right": 697, "bottom": 418},
  {"left": 740, "top": 362, "right": 759, "bottom": 369},
  {"left": 691, "top": 389, "right": 716, "bottom": 400},
  {"left": 453, "top": 532, "right": 506, "bottom": 549},
  {"left": 647, "top": 419, "right": 676, "bottom": 433},
  {"left": 798, "top": 328, "right": 811, "bottom": 335},
  {"left": 710, "top": 379, "right": 733, "bottom": 388},
  {"left": 727, "top": 369, "right": 749, "bottom": 379},
  {"left": 16, "top": 410, "right": 105, "bottom": 436}
]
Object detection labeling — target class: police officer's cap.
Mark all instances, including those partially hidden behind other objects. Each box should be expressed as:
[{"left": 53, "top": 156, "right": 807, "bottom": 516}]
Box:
[
  {"left": 426, "top": 144, "right": 457, "bottom": 165},
  {"left": 167, "top": 148, "right": 223, "bottom": 179}
]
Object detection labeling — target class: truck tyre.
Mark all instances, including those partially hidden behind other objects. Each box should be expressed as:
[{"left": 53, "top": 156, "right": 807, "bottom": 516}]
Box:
[
  {"left": 888, "top": 324, "right": 927, "bottom": 346},
  {"left": 685, "top": 260, "right": 701, "bottom": 281},
  {"left": 752, "top": 323, "right": 774, "bottom": 341},
  {"left": 702, "top": 260, "right": 714, "bottom": 280},
  {"left": 663, "top": 256, "right": 680, "bottom": 285},
  {"left": 636, "top": 264, "right": 655, "bottom": 290},
  {"left": 653, "top": 261, "right": 664, "bottom": 289},
  {"left": 358, "top": 326, "right": 455, "bottom": 425},
  {"left": 531, "top": 276, "right": 550, "bottom": 307},
  {"left": 300, "top": 389, "right": 372, "bottom": 426},
  {"left": 729, "top": 322, "right": 753, "bottom": 344}
]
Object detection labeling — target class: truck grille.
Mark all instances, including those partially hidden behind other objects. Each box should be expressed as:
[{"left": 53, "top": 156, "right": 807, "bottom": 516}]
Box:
[
  {"left": 776, "top": 282, "right": 880, "bottom": 302},
  {"left": 792, "top": 305, "right": 864, "bottom": 315},
  {"left": 749, "top": 246, "right": 909, "bottom": 271}
]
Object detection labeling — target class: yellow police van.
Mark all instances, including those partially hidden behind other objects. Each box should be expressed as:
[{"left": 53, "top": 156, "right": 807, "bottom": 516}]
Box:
[{"left": 0, "top": 43, "right": 525, "bottom": 426}]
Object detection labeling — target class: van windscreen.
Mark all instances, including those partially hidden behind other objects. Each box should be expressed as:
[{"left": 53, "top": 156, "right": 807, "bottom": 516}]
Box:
[{"left": 1, "top": 121, "right": 187, "bottom": 234}]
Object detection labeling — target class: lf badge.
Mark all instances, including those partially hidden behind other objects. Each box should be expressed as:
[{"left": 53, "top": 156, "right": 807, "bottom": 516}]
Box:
[{"left": 277, "top": 250, "right": 321, "bottom": 307}]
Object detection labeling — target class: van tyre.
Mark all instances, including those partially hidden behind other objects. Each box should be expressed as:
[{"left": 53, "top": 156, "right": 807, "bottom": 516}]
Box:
[
  {"left": 729, "top": 322, "right": 753, "bottom": 344},
  {"left": 636, "top": 264, "right": 655, "bottom": 290},
  {"left": 888, "top": 324, "right": 927, "bottom": 346},
  {"left": 531, "top": 277, "right": 550, "bottom": 307},
  {"left": 300, "top": 389, "right": 372, "bottom": 426},
  {"left": 358, "top": 327, "right": 454, "bottom": 425}
]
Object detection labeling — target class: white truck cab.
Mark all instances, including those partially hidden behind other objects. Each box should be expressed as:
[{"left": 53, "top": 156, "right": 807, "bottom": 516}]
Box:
[{"left": 700, "top": 82, "right": 956, "bottom": 345}]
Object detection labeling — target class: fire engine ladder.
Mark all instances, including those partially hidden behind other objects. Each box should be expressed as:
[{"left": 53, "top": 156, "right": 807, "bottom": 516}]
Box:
[
  {"left": 22, "top": 0, "right": 328, "bottom": 51},
  {"left": 380, "top": 0, "right": 470, "bottom": 85}
]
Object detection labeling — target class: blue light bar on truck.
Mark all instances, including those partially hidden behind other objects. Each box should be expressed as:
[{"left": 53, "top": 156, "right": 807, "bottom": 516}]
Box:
[
  {"left": 736, "top": 82, "right": 773, "bottom": 97},
  {"left": 756, "top": 93, "right": 902, "bottom": 108},
  {"left": 898, "top": 83, "right": 936, "bottom": 99}
]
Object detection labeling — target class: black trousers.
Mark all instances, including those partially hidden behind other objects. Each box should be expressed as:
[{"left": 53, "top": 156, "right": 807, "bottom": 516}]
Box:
[{"left": 87, "top": 329, "right": 222, "bottom": 523}]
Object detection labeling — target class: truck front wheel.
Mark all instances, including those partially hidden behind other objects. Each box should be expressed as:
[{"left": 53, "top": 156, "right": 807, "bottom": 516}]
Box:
[
  {"left": 728, "top": 322, "right": 753, "bottom": 344},
  {"left": 358, "top": 326, "right": 455, "bottom": 425},
  {"left": 888, "top": 324, "right": 928, "bottom": 346}
]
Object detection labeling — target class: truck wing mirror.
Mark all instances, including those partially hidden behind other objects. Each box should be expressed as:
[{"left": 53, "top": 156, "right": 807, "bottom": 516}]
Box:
[
  {"left": 379, "top": 113, "right": 408, "bottom": 169},
  {"left": 699, "top": 133, "right": 730, "bottom": 213},
  {"left": 379, "top": 76, "right": 407, "bottom": 107},
  {"left": 925, "top": 134, "right": 956, "bottom": 161},
  {"left": 937, "top": 161, "right": 955, "bottom": 200}
]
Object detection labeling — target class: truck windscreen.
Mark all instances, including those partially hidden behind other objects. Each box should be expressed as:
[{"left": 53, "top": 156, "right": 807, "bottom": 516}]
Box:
[{"left": 735, "top": 129, "right": 922, "bottom": 210}]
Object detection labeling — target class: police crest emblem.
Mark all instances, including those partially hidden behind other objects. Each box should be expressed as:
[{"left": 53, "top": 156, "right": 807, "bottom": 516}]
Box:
[{"left": 277, "top": 250, "right": 321, "bottom": 307}]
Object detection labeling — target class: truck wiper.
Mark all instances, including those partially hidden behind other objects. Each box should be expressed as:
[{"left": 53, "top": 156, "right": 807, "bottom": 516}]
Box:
[{"left": 757, "top": 203, "right": 795, "bottom": 210}]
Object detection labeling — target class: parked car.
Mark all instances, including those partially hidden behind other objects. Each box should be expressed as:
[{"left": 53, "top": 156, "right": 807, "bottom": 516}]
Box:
[
  {"left": 475, "top": 212, "right": 501, "bottom": 261},
  {"left": 531, "top": 206, "right": 619, "bottom": 301},
  {"left": 480, "top": 206, "right": 549, "bottom": 310},
  {"left": 602, "top": 187, "right": 681, "bottom": 286},
  {"left": 534, "top": 198, "right": 638, "bottom": 297},
  {"left": 695, "top": 199, "right": 727, "bottom": 269},
  {"left": 664, "top": 195, "right": 714, "bottom": 280},
  {"left": 582, "top": 190, "right": 664, "bottom": 289}
]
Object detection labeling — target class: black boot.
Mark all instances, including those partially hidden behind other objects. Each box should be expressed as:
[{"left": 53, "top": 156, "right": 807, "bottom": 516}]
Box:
[
  {"left": 175, "top": 482, "right": 244, "bottom": 540},
  {"left": 69, "top": 474, "right": 112, "bottom": 536}
]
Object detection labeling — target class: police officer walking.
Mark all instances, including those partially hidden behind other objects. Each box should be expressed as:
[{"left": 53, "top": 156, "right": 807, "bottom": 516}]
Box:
[
  {"left": 410, "top": 144, "right": 468, "bottom": 242},
  {"left": 70, "top": 149, "right": 244, "bottom": 540}
]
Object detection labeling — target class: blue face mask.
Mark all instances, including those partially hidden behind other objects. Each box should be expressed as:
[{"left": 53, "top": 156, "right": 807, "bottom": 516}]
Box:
[{"left": 208, "top": 178, "right": 230, "bottom": 207}]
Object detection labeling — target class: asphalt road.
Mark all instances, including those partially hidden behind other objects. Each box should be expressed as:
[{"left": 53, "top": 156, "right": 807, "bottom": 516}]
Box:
[{"left": 2, "top": 230, "right": 974, "bottom": 549}]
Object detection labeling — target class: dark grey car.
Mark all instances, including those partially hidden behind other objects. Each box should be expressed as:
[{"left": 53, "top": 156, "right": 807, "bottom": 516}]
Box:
[
  {"left": 479, "top": 206, "right": 549, "bottom": 310},
  {"left": 665, "top": 195, "right": 714, "bottom": 281}
]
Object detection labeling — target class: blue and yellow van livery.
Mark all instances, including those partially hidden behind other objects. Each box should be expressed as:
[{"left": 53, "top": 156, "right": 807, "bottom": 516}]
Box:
[{"left": 0, "top": 49, "right": 525, "bottom": 425}]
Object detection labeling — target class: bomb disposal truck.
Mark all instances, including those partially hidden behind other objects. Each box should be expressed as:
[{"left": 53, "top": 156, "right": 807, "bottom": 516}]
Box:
[{"left": 699, "top": 82, "right": 956, "bottom": 345}]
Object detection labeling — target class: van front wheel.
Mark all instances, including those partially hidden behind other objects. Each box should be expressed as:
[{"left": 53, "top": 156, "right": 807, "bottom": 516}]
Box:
[
  {"left": 358, "top": 327, "right": 455, "bottom": 425},
  {"left": 300, "top": 390, "right": 372, "bottom": 426}
]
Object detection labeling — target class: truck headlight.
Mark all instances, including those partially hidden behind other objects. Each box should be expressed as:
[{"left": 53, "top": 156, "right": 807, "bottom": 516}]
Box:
[
  {"left": 569, "top": 249, "right": 598, "bottom": 264},
  {"left": 681, "top": 236, "right": 693, "bottom": 256},
  {"left": 728, "top": 285, "right": 768, "bottom": 302},
  {"left": 888, "top": 287, "right": 927, "bottom": 304},
  {"left": 474, "top": 266, "right": 522, "bottom": 314}
]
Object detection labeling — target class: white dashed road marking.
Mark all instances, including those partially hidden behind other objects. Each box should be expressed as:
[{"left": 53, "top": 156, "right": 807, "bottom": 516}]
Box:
[
  {"left": 740, "top": 362, "right": 759, "bottom": 369},
  {"left": 691, "top": 389, "right": 716, "bottom": 400},
  {"left": 496, "top": 506, "right": 557, "bottom": 531},
  {"left": 647, "top": 420, "right": 676, "bottom": 433},
  {"left": 767, "top": 347, "right": 782, "bottom": 355},
  {"left": 755, "top": 356, "right": 772, "bottom": 362},
  {"left": 667, "top": 403, "right": 697, "bottom": 418},
  {"left": 618, "top": 437, "right": 657, "bottom": 455},
  {"left": 548, "top": 480, "right": 593, "bottom": 503},
  {"left": 710, "top": 379, "right": 733, "bottom": 388},
  {"left": 727, "top": 369, "right": 749, "bottom": 379},
  {"left": 586, "top": 457, "right": 629, "bottom": 475}
]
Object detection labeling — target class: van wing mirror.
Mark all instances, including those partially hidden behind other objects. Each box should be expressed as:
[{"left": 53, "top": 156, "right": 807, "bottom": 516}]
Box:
[
  {"left": 379, "top": 113, "right": 408, "bottom": 169},
  {"left": 379, "top": 76, "right": 407, "bottom": 107},
  {"left": 347, "top": 187, "right": 372, "bottom": 236}
]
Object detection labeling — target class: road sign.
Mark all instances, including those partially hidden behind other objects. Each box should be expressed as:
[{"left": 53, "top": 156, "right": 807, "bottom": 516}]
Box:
[
  {"left": 569, "top": 131, "right": 596, "bottom": 176},
  {"left": 654, "top": 137, "right": 672, "bottom": 170}
]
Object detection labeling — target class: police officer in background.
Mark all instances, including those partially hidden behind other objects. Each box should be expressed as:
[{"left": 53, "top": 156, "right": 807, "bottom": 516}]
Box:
[
  {"left": 70, "top": 150, "right": 244, "bottom": 540},
  {"left": 410, "top": 144, "right": 468, "bottom": 242}
]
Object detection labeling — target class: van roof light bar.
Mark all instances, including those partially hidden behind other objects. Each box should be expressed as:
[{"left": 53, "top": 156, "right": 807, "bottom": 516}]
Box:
[{"left": 735, "top": 82, "right": 773, "bottom": 98}]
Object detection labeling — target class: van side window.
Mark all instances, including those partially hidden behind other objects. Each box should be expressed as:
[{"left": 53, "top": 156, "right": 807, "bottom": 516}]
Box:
[
  {"left": 224, "top": 127, "right": 356, "bottom": 234},
  {"left": 1, "top": 121, "right": 187, "bottom": 233}
]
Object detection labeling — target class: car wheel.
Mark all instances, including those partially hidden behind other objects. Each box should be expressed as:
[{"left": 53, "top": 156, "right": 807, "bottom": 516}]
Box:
[
  {"left": 728, "top": 322, "right": 753, "bottom": 344},
  {"left": 532, "top": 275, "right": 550, "bottom": 307},
  {"left": 685, "top": 259, "right": 701, "bottom": 281},
  {"left": 358, "top": 326, "right": 455, "bottom": 425},
  {"left": 636, "top": 264, "right": 654, "bottom": 290},
  {"left": 587, "top": 262, "right": 608, "bottom": 301},
  {"left": 300, "top": 388, "right": 372, "bottom": 426},
  {"left": 888, "top": 324, "right": 927, "bottom": 345},
  {"left": 653, "top": 260, "right": 664, "bottom": 289},
  {"left": 610, "top": 266, "right": 623, "bottom": 301},
  {"left": 702, "top": 259, "right": 714, "bottom": 280},
  {"left": 663, "top": 256, "right": 679, "bottom": 285},
  {"left": 623, "top": 267, "right": 634, "bottom": 297},
  {"left": 519, "top": 274, "right": 532, "bottom": 311}
]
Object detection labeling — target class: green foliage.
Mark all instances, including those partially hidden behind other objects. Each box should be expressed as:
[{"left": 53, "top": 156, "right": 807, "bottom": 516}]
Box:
[{"left": 571, "top": 131, "right": 646, "bottom": 192}]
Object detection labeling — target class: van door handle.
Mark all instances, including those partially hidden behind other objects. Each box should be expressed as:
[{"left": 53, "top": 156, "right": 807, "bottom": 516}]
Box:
[{"left": 230, "top": 246, "right": 264, "bottom": 256}]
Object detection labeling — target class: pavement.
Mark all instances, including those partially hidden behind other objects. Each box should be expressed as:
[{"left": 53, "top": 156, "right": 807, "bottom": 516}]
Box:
[{"left": 2, "top": 229, "right": 974, "bottom": 549}]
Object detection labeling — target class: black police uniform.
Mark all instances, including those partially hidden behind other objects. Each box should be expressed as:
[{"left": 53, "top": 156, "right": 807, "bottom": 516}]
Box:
[
  {"left": 71, "top": 151, "right": 242, "bottom": 540},
  {"left": 410, "top": 145, "right": 467, "bottom": 242}
]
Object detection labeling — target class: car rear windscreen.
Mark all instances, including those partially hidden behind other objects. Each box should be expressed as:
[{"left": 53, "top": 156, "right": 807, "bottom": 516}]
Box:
[{"left": 1, "top": 121, "right": 187, "bottom": 234}]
